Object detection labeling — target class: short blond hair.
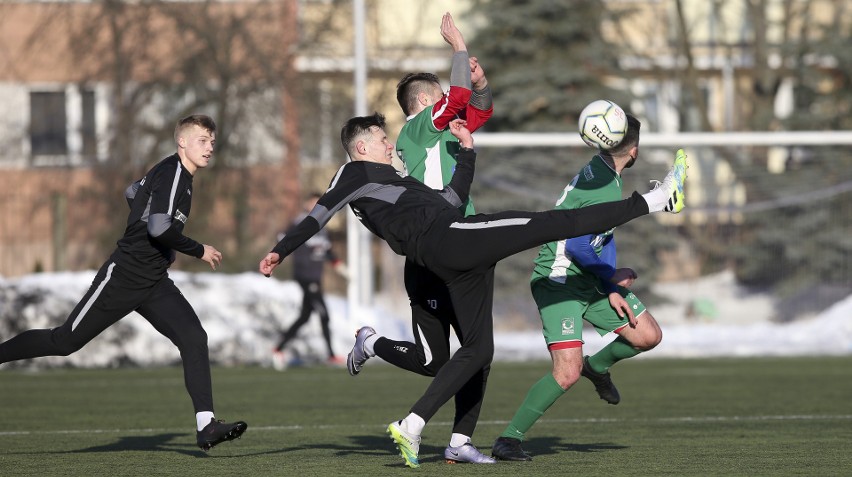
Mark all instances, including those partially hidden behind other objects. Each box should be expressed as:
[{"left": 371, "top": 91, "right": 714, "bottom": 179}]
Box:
[{"left": 174, "top": 115, "right": 216, "bottom": 143}]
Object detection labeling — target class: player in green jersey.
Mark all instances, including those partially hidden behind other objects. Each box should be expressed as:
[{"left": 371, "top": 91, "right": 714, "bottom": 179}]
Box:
[{"left": 492, "top": 114, "right": 689, "bottom": 461}]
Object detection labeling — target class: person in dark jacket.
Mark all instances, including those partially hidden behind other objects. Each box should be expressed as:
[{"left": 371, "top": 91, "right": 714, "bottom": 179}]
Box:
[
  {"left": 272, "top": 193, "right": 348, "bottom": 369},
  {"left": 0, "top": 115, "right": 247, "bottom": 452}
]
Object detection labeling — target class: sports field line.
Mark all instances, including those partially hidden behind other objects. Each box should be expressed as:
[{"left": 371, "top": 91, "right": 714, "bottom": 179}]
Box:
[{"left": 2, "top": 414, "right": 850, "bottom": 437}]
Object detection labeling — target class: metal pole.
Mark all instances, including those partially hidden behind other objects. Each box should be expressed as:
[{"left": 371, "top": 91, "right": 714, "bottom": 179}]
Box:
[{"left": 348, "top": 0, "right": 373, "bottom": 318}]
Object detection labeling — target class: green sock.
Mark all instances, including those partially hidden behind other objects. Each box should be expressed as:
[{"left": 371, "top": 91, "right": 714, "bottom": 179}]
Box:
[
  {"left": 500, "top": 373, "right": 566, "bottom": 441},
  {"left": 588, "top": 336, "right": 640, "bottom": 373}
]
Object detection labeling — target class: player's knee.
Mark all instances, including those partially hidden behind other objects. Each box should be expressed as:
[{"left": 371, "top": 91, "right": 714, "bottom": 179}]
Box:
[
  {"left": 422, "top": 354, "right": 449, "bottom": 376},
  {"left": 632, "top": 327, "right": 662, "bottom": 351},
  {"left": 553, "top": 362, "right": 582, "bottom": 390},
  {"left": 53, "top": 338, "right": 85, "bottom": 356},
  {"left": 471, "top": 350, "right": 493, "bottom": 370},
  {"left": 183, "top": 326, "right": 209, "bottom": 352}
]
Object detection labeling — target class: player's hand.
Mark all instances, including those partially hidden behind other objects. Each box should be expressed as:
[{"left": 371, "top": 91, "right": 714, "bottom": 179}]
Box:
[
  {"left": 440, "top": 12, "right": 466, "bottom": 52},
  {"left": 201, "top": 244, "right": 222, "bottom": 271},
  {"left": 608, "top": 292, "right": 637, "bottom": 327},
  {"left": 470, "top": 57, "right": 487, "bottom": 89},
  {"left": 448, "top": 119, "right": 473, "bottom": 148},
  {"left": 333, "top": 261, "right": 350, "bottom": 280},
  {"left": 610, "top": 268, "right": 637, "bottom": 288},
  {"left": 259, "top": 252, "right": 281, "bottom": 277}
]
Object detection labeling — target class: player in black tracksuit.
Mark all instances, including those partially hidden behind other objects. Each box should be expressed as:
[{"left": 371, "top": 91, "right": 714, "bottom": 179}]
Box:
[
  {"left": 273, "top": 194, "right": 346, "bottom": 363},
  {"left": 259, "top": 113, "right": 678, "bottom": 464},
  {"left": 0, "top": 115, "right": 246, "bottom": 451}
]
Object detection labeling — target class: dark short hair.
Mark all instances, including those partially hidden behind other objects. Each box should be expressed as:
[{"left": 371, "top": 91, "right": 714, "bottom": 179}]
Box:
[
  {"left": 174, "top": 115, "right": 216, "bottom": 142},
  {"left": 396, "top": 73, "right": 440, "bottom": 116},
  {"left": 340, "top": 113, "right": 386, "bottom": 158},
  {"left": 610, "top": 114, "right": 641, "bottom": 154}
]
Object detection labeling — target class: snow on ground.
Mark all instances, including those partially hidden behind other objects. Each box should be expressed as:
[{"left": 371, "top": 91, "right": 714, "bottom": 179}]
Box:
[{"left": 0, "top": 270, "right": 850, "bottom": 369}]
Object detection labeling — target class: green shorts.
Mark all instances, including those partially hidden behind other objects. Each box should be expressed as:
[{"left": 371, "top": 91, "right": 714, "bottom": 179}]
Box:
[{"left": 530, "top": 277, "right": 646, "bottom": 348}]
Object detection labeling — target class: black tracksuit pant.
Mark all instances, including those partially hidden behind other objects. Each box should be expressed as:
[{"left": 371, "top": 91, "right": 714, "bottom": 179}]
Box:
[
  {"left": 374, "top": 261, "right": 491, "bottom": 438},
  {"left": 0, "top": 260, "right": 214, "bottom": 412},
  {"left": 402, "top": 193, "right": 649, "bottom": 423},
  {"left": 275, "top": 279, "right": 334, "bottom": 357}
]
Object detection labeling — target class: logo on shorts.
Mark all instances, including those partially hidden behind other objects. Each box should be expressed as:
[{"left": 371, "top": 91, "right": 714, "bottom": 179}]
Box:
[{"left": 561, "top": 317, "right": 575, "bottom": 335}]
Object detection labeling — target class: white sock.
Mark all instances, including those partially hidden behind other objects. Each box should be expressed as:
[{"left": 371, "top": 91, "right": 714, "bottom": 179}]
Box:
[
  {"left": 641, "top": 187, "right": 667, "bottom": 213},
  {"left": 364, "top": 334, "right": 379, "bottom": 357},
  {"left": 450, "top": 433, "right": 471, "bottom": 447},
  {"left": 196, "top": 411, "right": 215, "bottom": 431},
  {"left": 402, "top": 413, "right": 426, "bottom": 436}
]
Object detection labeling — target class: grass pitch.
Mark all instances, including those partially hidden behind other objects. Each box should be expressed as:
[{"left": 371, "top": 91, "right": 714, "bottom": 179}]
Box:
[{"left": 1, "top": 356, "right": 850, "bottom": 476}]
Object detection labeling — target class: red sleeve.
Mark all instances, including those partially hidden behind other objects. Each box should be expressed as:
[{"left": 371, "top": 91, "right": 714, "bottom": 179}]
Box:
[
  {"left": 430, "top": 86, "right": 472, "bottom": 131},
  {"left": 463, "top": 103, "right": 494, "bottom": 133}
]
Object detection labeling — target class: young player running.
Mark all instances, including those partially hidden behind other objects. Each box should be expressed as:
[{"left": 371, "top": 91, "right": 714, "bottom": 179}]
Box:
[
  {"left": 0, "top": 115, "right": 247, "bottom": 452},
  {"left": 492, "top": 114, "right": 687, "bottom": 461},
  {"left": 260, "top": 113, "right": 687, "bottom": 468}
]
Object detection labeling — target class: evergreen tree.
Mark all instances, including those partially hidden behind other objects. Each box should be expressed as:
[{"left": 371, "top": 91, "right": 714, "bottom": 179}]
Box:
[
  {"left": 469, "top": 0, "right": 630, "bottom": 132},
  {"left": 465, "top": 0, "right": 672, "bottom": 316}
]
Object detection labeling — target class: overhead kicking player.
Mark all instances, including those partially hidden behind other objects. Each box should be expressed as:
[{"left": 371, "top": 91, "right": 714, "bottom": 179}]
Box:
[
  {"left": 0, "top": 115, "right": 247, "bottom": 452},
  {"left": 260, "top": 113, "right": 687, "bottom": 468},
  {"left": 492, "top": 114, "right": 687, "bottom": 461},
  {"left": 345, "top": 12, "right": 497, "bottom": 465}
]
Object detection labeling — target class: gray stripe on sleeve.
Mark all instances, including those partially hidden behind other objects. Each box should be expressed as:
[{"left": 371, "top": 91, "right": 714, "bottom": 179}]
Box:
[
  {"left": 308, "top": 183, "right": 406, "bottom": 229},
  {"left": 125, "top": 181, "right": 140, "bottom": 204},
  {"left": 438, "top": 187, "right": 463, "bottom": 208},
  {"left": 148, "top": 213, "right": 172, "bottom": 237},
  {"left": 450, "top": 51, "right": 471, "bottom": 88}
]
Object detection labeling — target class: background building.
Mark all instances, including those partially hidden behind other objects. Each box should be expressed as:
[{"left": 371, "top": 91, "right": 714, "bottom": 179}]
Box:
[{"left": 1, "top": 0, "right": 850, "bottom": 327}]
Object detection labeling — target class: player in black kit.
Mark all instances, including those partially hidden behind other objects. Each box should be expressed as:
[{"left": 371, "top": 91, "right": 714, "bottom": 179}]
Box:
[
  {"left": 0, "top": 115, "right": 247, "bottom": 451},
  {"left": 259, "top": 113, "right": 686, "bottom": 468}
]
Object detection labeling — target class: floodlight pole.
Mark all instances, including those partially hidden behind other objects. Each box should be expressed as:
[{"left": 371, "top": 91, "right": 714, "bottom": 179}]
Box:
[{"left": 347, "top": 0, "right": 373, "bottom": 317}]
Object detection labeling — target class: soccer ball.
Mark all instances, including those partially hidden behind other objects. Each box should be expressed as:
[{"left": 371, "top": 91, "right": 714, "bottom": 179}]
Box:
[{"left": 578, "top": 99, "right": 627, "bottom": 150}]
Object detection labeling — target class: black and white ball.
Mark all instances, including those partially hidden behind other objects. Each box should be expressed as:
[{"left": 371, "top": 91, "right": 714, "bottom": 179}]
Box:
[{"left": 578, "top": 99, "right": 627, "bottom": 150}]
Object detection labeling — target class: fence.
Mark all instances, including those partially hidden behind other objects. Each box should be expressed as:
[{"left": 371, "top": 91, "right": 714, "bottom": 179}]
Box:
[{"left": 465, "top": 131, "right": 852, "bottom": 326}]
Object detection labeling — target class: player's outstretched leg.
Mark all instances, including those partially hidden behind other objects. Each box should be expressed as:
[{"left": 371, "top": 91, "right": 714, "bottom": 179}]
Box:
[
  {"left": 581, "top": 355, "right": 621, "bottom": 405},
  {"left": 196, "top": 418, "right": 248, "bottom": 451},
  {"left": 387, "top": 420, "right": 421, "bottom": 468},
  {"left": 491, "top": 436, "right": 532, "bottom": 461},
  {"left": 444, "top": 442, "right": 496, "bottom": 464},
  {"left": 346, "top": 326, "right": 376, "bottom": 376}
]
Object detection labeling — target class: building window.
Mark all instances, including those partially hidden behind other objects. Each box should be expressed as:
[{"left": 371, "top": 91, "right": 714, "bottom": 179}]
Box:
[
  {"left": 30, "top": 92, "right": 68, "bottom": 156},
  {"left": 29, "top": 87, "right": 98, "bottom": 164}
]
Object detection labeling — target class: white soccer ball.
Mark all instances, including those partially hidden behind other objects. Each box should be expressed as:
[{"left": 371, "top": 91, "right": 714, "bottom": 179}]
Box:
[{"left": 578, "top": 99, "right": 627, "bottom": 150}]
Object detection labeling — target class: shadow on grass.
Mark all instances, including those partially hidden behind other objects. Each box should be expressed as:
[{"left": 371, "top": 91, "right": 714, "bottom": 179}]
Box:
[
  {"left": 12, "top": 432, "right": 628, "bottom": 462},
  {"left": 524, "top": 436, "right": 629, "bottom": 457},
  {"left": 6, "top": 432, "right": 292, "bottom": 458},
  {"left": 332, "top": 434, "right": 628, "bottom": 467},
  {"left": 326, "top": 434, "right": 449, "bottom": 467}
]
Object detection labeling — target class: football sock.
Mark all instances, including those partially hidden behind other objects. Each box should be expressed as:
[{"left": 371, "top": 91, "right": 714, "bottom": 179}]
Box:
[
  {"left": 450, "top": 433, "right": 471, "bottom": 447},
  {"left": 500, "top": 373, "right": 565, "bottom": 440},
  {"left": 641, "top": 187, "right": 668, "bottom": 213},
  {"left": 364, "top": 334, "right": 379, "bottom": 357},
  {"left": 402, "top": 413, "right": 426, "bottom": 436},
  {"left": 196, "top": 411, "right": 215, "bottom": 431},
  {"left": 588, "top": 336, "right": 640, "bottom": 373}
]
